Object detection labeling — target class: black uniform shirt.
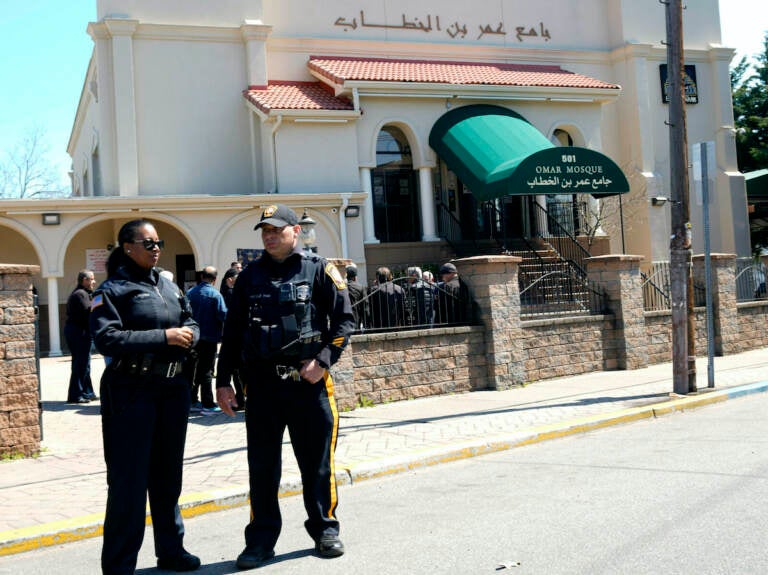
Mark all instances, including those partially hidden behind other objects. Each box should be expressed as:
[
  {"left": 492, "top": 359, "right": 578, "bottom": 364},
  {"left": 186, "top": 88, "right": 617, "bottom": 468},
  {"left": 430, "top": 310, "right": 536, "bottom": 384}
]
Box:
[
  {"left": 216, "top": 249, "right": 354, "bottom": 388},
  {"left": 90, "top": 259, "right": 199, "bottom": 363}
]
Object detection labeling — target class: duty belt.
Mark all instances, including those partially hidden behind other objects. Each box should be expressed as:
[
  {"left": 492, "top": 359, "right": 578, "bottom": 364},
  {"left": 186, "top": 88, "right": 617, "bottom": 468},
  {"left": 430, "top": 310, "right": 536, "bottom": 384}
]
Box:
[
  {"left": 113, "top": 356, "right": 184, "bottom": 378},
  {"left": 275, "top": 364, "right": 301, "bottom": 382}
]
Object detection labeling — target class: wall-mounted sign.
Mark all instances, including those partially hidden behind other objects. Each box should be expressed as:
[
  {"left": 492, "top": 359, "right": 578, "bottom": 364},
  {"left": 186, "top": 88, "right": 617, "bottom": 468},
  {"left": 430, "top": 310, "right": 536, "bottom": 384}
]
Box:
[
  {"left": 85, "top": 248, "right": 109, "bottom": 273},
  {"left": 659, "top": 64, "right": 699, "bottom": 104}
]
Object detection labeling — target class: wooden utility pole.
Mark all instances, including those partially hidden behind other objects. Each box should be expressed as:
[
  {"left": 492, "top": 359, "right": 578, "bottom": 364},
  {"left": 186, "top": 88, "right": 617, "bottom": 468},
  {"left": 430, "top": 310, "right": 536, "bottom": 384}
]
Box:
[{"left": 665, "top": 0, "right": 696, "bottom": 394}]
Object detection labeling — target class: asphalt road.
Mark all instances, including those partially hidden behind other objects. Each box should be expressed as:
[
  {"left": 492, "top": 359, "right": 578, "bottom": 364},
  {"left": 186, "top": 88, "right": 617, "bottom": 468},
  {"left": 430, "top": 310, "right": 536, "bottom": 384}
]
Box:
[{"left": 3, "top": 392, "right": 768, "bottom": 574}]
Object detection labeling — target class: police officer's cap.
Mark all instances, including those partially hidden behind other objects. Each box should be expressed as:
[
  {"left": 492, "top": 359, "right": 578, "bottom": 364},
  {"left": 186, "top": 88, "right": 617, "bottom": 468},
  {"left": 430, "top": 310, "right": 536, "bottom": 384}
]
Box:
[{"left": 254, "top": 204, "right": 299, "bottom": 230}]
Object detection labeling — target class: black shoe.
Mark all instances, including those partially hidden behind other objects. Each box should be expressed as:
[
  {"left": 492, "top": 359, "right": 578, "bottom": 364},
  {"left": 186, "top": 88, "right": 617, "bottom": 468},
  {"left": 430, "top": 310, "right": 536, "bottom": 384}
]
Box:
[
  {"left": 315, "top": 535, "right": 345, "bottom": 558},
  {"left": 236, "top": 547, "right": 275, "bottom": 569},
  {"left": 84, "top": 393, "right": 99, "bottom": 401},
  {"left": 157, "top": 550, "right": 201, "bottom": 571}
]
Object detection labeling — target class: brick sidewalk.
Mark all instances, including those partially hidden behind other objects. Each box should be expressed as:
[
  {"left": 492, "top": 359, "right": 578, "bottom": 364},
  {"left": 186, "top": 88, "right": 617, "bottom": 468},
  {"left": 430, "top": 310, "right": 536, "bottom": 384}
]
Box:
[{"left": 2, "top": 347, "right": 768, "bottom": 555}]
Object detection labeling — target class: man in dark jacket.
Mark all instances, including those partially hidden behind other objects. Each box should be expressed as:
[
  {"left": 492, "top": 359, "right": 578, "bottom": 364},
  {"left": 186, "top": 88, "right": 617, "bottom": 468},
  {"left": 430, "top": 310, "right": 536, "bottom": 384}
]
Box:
[
  {"left": 186, "top": 266, "right": 227, "bottom": 414},
  {"left": 65, "top": 269, "right": 96, "bottom": 403},
  {"left": 368, "top": 266, "right": 404, "bottom": 328},
  {"left": 345, "top": 264, "right": 368, "bottom": 329}
]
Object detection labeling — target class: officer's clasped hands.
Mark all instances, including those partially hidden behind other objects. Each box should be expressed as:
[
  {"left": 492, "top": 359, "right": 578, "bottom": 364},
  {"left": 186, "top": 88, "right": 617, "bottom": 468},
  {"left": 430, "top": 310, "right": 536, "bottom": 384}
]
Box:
[{"left": 166, "top": 326, "right": 195, "bottom": 348}]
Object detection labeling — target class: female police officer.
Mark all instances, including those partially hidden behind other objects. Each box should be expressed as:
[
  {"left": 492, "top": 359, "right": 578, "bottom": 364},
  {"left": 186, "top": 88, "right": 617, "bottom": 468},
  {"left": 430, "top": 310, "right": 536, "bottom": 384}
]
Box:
[{"left": 90, "top": 219, "right": 201, "bottom": 574}]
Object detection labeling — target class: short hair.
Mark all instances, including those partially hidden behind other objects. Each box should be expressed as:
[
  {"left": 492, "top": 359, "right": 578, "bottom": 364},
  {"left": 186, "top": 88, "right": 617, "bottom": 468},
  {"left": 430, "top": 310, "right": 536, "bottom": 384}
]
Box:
[
  {"left": 77, "top": 269, "right": 93, "bottom": 284},
  {"left": 406, "top": 266, "right": 422, "bottom": 279},
  {"left": 376, "top": 266, "right": 392, "bottom": 283},
  {"left": 201, "top": 266, "right": 218, "bottom": 281},
  {"left": 346, "top": 264, "right": 358, "bottom": 280}
]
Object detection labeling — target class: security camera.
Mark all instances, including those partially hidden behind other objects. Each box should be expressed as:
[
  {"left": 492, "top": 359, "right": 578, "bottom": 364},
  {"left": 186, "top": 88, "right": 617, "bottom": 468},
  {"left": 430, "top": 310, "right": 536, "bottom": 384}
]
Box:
[{"left": 651, "top": 197, "right": 668, "bottom": 206}]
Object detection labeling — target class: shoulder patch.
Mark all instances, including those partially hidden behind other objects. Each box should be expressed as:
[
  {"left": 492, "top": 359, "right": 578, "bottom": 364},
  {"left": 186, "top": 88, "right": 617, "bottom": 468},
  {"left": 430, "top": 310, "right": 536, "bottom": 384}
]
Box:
[
  {"left": 91, "top": 294, "right": 104, "bottom": 310},
  {"left": 325, "top": 263, "right": 347, "bottom": 290}
]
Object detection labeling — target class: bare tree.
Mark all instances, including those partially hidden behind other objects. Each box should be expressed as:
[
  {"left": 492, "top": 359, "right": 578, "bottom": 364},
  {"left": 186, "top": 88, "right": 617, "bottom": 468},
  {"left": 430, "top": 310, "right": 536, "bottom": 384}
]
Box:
[{"left": 0, "top": 126, "right": 67, "bottom": 199}]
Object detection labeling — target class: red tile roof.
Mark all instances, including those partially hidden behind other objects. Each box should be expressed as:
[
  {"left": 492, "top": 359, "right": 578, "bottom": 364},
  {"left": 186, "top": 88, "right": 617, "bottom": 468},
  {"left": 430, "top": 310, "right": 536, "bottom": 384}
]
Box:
[
  {"left": 309, "top": 56, "right": 619, "bottom": 90},
  {"left": 243, "top": 81, "right": 354, "bottom": 114}
]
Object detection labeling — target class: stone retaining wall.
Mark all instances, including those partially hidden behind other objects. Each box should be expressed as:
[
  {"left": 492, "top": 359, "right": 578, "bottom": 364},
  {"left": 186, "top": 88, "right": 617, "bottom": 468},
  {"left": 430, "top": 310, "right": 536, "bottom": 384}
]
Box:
[{"left": 0, "top": 264, "right": 41, "bottom": 457}]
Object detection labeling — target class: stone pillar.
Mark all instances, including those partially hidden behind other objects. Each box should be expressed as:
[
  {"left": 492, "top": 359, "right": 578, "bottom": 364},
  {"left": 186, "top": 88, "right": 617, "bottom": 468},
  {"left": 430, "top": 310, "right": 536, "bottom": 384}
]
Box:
[
  {"left": 586, "top": 255, "right": 647, "bottom": 370},
  {"left": 692, "top": 253, "right": 737, "bottom": 355},
  {"left": 0, "top": 264, "right": 41, "bottom": 457},
  {"left": 455, "top": 255, "right": 524, "bottom": 389}
]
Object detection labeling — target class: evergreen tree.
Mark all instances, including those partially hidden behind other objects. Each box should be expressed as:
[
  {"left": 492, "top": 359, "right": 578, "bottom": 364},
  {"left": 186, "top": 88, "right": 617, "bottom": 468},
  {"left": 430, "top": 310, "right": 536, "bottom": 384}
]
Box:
[{"left": 731, "top": 33, "right": 768, "bottom": 172}]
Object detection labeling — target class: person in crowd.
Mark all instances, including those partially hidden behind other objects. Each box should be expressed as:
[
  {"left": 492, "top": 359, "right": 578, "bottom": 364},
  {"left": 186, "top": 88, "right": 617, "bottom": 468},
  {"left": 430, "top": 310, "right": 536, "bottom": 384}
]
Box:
[
  {"left": 220, "top": 267, "right": 238, "bottom": 307},
  {"left": 230, "top": 261, "right": 243, "bottom": 273},
  {"left": 404, "top": 266, "right": 435, "bottom": 326},
  {"left": 345, "top": 264, "right": 368, "bottom": 329},
  {"left": 436, "top": 262, "right": 470, "bottom": 324},
  {"left": 90, "top": 219, "right": 201, "bottom": 574},
  {"left": 215, "top": 204, "right": 354, "bottom": 569},
  {"left": 368, "top": 266, "right": 404, "bottom": 328},
  {"left": 186, "top": 266, "right": 227, "bottom": 416},
  {"left": 65, "top": 269, "right": 97, "bottom": 403},
  {"left": 219, "top": 267, "right": 245, "bottom": 408}
]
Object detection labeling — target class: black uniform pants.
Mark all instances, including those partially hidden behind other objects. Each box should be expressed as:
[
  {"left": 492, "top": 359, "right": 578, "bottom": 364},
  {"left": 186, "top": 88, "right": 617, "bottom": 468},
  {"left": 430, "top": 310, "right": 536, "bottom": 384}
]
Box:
[
  {"left": 190, "top": 339, "right": 217, "bottom": 408},
  {"left": 65, "top": 324, "right": 93, "bottom": 402},
  {"left": 243, "top": 369, "right": 340, "bottom": 551},
  {"left": 100, "top": 374, "right": 191, "bottom": 575}
]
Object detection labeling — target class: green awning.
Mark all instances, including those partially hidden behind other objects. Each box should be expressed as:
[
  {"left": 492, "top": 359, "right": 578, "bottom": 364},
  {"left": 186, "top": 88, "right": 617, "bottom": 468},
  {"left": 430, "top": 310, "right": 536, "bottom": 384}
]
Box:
[
  {"left": 746, "top": 169, "right": 768, "bottom": 199},
  {"left": 429, "top": 104, "right": 629, "bottom": 201}
]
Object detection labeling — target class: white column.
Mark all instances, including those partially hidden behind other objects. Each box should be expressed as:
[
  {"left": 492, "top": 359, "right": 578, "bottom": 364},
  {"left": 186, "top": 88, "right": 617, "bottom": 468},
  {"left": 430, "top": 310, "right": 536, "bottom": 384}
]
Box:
[
  {"left": 46, "top": 276, "right": 62, "bottom": 357},
  {"left": 360, "top": 167, "right": 379, "bottom": 244},
  {"left": 104, "top": 19, "right": 139, "bottom": 197},
  {"left": 418, "top": 167, "right": 439, "bottom": 241}
]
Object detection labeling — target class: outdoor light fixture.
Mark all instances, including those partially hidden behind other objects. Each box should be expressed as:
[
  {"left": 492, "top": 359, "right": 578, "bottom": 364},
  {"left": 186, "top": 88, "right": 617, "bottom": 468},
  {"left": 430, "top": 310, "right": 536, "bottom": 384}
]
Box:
[
  {"left": 41, "top": 213, "right": 60, "bottom": 225},
  {"left": 344, "top": 205, "right": 360, "bottom": 218},
  {"left": 651, "top": 197, "right": 669, "bottom": 206},
  {"left": 298, "top": 209, "right": 318, "bottom": 253}
]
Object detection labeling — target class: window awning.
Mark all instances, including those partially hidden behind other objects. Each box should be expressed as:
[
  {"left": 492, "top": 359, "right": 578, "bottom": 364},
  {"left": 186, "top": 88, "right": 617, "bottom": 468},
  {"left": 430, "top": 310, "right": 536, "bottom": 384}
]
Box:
[
  {"left": 429, "top": 105, "right": 629, "bottom": 201},
  {"left": 746, "top": 169, "right": 768, "bottom": 199}
]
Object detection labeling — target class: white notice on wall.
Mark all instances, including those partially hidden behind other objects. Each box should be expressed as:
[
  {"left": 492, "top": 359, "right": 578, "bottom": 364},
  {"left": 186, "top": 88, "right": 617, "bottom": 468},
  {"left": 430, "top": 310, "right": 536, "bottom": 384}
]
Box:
[{"left": 86, "top": 249, "right": 109, "bottom": 273}]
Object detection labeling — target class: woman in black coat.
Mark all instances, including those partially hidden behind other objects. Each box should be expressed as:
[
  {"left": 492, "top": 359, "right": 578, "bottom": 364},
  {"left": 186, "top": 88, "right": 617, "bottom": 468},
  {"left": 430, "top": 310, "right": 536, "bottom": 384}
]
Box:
[{"left": 90, "top": 219, "right": 201, "bottom": 574}]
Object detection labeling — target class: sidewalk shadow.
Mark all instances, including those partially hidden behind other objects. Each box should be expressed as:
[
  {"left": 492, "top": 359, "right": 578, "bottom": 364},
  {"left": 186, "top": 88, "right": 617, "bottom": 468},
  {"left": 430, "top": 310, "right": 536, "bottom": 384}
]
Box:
[
  {"left": 187, "top": 412, "right": 246, "bottom": 427},
  {"left": 135, "top": 548, "right": 314, "bottom": 574},
  {"left": 41, "top": 400, "right": 101, "bottom": 415},
  {"left": 337, "top": 391, "right": 670, "bottom": 435}
]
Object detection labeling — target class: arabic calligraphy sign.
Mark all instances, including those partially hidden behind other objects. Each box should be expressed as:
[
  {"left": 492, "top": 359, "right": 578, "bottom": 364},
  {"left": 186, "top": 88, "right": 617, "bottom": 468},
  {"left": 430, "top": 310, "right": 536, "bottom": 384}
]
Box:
[
  {"left": 513, "top": 147, "right": 629, "bottom": 198},
  {"left": 333, "top": 10, "right": 551, "bottom": 42}
]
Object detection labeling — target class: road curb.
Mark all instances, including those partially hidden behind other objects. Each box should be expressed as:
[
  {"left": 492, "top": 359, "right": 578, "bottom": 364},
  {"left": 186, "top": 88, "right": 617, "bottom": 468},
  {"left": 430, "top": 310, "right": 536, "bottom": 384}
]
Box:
[{"left": 3, "top": 381, "right": 767, "bottom": 557}]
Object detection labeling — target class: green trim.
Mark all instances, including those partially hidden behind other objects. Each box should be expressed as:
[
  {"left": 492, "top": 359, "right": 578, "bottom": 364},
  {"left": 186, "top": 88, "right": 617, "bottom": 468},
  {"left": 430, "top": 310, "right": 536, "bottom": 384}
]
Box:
[{"left": 429, "top": 104, "right": 629, "bottom": 200}]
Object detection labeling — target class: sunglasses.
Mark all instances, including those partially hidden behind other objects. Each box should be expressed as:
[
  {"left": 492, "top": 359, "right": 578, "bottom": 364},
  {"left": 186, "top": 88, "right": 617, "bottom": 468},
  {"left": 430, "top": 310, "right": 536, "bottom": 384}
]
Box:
[{"left": 132, "top": 238, "right": 165, "bottom": 250}]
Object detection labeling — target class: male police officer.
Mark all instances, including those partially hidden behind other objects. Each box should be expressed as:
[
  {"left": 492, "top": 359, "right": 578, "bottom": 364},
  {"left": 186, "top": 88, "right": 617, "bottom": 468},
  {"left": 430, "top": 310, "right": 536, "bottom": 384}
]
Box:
[{"left": 215, "top": 204, "right": 354, "bottom": 569}]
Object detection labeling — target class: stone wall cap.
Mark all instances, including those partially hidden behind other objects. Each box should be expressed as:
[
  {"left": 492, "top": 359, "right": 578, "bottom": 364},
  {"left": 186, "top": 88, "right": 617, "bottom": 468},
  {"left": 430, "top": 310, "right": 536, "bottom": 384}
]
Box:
[
  {"left": 454, "top": 255, "right": 522, "bottom": 264},
  {"left": 691, "top": 253, "right": 737, "bottom": 261},
  {"left": 0, "top": 264, "right": 41, "bottom": 274},
  {"left": 585, "top": 254, "right": 644, "bottom": 262}
]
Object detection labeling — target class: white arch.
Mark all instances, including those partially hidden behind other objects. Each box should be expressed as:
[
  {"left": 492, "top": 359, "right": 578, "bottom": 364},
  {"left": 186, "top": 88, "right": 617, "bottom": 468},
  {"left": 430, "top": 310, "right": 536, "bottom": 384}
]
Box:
[
  {"left": 545, "top": 120, "right": 588, "bottom": 148},
  {"left": 212, "top": 207, "right": 343, "bottom": 259},
  {"left": 367, "top": 118, "right": 430, "bottom": 168},
  {"left": 0, "top": 217, "right": 49, "bottom": 273},
  {"left": 54, "top": 212, "right": 204, "bottom": 273}
]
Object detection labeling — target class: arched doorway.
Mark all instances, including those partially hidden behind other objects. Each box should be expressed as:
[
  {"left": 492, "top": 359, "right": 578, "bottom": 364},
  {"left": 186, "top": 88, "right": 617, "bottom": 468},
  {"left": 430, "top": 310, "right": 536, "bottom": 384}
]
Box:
[{"left": 371, "top": 126, "right": 421, "bottom": 242}]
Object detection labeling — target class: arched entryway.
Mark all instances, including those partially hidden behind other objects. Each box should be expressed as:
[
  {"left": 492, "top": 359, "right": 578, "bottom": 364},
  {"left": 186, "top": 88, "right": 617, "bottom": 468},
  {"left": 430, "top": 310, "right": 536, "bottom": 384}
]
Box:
[{"left": 371, "top": 126, "right": 421, "bottom": 242}]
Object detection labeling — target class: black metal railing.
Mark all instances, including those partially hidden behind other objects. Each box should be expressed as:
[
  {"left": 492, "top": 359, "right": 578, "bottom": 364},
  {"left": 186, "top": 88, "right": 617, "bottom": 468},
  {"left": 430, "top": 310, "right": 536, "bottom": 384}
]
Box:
[
  {"left": 530, "top": 201, "right": 591, "bottom": 278},
  {"left": 351, "top": 276, "right": 474, "bottom": 334},
  {"left": 641, "top": 261, "right": 707, "bottom": 311},
  {"left": 519, "top": 267, "right": 609, "bottom": 317},
  {"left": 735, "top": 257, "right": 767, "bottom": 302}
]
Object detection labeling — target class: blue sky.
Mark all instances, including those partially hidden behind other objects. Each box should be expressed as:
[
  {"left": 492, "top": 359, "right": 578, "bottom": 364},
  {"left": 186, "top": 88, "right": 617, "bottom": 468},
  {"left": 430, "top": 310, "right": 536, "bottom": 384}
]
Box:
[{"left": 0, "top": 0, "right": 765, "bottom": 193}]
